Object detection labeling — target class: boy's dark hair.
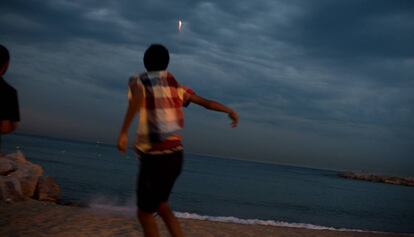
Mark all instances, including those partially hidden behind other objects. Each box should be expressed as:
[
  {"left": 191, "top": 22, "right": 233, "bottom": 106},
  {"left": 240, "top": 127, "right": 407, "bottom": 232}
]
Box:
[
  {"left": 0, "top": 44, "right": 10, "bottom": 66},
  {"left": 143, "top": 44, "right": 169, "bottom": 71}
]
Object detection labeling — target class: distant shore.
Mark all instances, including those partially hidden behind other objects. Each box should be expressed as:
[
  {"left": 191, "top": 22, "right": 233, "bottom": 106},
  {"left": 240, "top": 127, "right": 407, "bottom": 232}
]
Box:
[
  {"left": 0, "top": 199, "right": 411, "bottom": 237},
  {"left": 339, "top": 172, "right": 414, "bottom": 187}
]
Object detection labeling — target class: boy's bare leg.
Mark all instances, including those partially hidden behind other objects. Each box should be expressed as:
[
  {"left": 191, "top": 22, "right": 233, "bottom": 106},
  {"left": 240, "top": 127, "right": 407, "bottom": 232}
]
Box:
[
  {"left": 158, "top": 202, "right": 184, "bottom": 237},
  {"left": 138, "top": 209, "right": 160, "bottom": 237}
]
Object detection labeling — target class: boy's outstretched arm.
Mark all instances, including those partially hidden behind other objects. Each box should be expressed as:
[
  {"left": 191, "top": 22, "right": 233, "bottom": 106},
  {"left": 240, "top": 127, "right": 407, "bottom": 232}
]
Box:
[
  {"left": 117, "top": 83, "right": 143, "bottom": 154},
  {"left": 188, "top": 94, "right": 239, "bottom": 127}
]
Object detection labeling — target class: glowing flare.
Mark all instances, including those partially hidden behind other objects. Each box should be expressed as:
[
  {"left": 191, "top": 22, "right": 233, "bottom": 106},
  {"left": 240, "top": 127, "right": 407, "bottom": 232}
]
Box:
[{"left": 178, "top": 20, "right": 183, "bottom": 32}]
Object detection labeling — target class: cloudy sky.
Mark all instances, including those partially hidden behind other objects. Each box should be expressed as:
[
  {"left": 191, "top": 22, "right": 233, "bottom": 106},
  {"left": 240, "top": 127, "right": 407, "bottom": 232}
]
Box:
[{"left": 1, "top": 0, "right": 413, "bottom": 175}]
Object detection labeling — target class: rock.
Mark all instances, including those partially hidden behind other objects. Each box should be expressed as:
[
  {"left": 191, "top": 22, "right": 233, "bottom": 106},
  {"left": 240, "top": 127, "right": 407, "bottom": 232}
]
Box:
[
  {"left": 9, "top": 163, "right": 44, "bottom": 198},
  {"left": 3, "top": 151, "right": 27, "bottom": 164},
  {"left": 0, "top": 158, "right": 16, "bottom": 175},
  {"left": 0, "top": 152, "right": 61, "bottom": 203},
  {"left": 339, "top": 171, "right": 414, "bottom": 187},
  {"left": 35, "top": 176, "right": 60, "bottom": 202},
  {"left": 0, "top": 176, "right": 26, "bottom": 202}
]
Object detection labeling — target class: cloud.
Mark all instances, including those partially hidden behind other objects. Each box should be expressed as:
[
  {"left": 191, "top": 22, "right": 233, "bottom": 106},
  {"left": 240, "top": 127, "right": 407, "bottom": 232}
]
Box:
[
  {"left": 281, "top": 0, "right": 414, "bottom": 59},
  {"left": 1, "top": 0, "right": 413, "bottom": 173}
]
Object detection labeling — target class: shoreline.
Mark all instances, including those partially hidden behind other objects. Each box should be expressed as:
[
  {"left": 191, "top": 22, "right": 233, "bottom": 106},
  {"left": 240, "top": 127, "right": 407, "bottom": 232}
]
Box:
[
  {"left": 1, "top": 199, "right": 412, "bottom": 237},
  {"left": 89, "top": 203, "right": 408, "bottom": 235}
]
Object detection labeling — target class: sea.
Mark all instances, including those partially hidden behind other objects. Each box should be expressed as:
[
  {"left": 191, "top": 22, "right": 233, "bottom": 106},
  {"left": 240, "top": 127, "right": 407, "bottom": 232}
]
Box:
[{"left": 1, "top": 134, "right": 413, "bottom": 234}]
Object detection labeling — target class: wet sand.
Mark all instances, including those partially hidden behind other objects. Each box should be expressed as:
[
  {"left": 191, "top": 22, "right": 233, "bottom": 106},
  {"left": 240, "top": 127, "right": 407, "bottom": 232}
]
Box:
[{"left": 0, "top": 200, "right": 410, "bottom": 237}]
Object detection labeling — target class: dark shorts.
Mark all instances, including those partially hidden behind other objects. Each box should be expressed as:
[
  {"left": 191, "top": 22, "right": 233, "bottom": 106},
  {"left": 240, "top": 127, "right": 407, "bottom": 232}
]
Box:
[{"left": 136, "top": 150, "right": 183, "bottom": 213}]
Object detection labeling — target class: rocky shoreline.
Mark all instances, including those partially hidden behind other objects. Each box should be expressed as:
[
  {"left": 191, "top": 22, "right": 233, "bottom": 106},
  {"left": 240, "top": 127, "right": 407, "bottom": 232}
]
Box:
[
  {"left": 339, "top": 172, "right": 414, "bottom": 187},
  {"left": 0, "top": 151, "right": 60, "bottom": 203}
]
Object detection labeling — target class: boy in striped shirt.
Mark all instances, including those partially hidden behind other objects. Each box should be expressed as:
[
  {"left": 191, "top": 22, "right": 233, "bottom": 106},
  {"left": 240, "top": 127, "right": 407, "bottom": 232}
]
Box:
[{"left": 117, "top": 44, "right": 238, "bottom": 237}]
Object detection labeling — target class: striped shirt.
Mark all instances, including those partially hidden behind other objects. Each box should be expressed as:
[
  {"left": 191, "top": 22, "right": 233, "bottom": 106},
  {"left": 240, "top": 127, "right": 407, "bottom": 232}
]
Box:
[{"left": 129, "top": 71, "right": 193, "bottom": 154}]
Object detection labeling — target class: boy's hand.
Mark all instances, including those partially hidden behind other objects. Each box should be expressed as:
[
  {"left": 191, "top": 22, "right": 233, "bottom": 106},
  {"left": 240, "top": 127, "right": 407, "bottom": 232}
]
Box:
[
  {"left": 228, "top": 111, "right": 239, "bottom": 128},
  {"left": 117, "top": 133, "right": 128, "bottom": 154}
]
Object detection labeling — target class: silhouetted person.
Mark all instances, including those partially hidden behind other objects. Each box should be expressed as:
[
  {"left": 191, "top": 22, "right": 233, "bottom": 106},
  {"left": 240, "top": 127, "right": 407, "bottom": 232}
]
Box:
[
  {"left": 0, "top": 44, "right": 20, "bottom": 153},
  {"left": 117, "top": 44, "right": 238, "bottom": 237}
]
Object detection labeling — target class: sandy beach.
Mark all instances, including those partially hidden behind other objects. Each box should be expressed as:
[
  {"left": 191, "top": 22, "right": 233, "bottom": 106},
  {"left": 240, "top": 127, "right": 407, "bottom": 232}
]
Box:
[{"left": 0, "top": 200, "right": 410, "bottom": 237}]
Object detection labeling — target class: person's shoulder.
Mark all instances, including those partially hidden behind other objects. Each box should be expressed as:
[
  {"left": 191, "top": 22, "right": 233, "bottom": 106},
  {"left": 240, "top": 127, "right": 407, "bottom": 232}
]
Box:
[
  {"left": 166, "top": 71, "right": 176, "bottom": 79},
  {"left": 165, "top": 71, "right": 180, "bottom": 87},
  {"left": 129, "top": 73, "right": 143, "bottom": 84},
  {"left": 128, "top": 74, "right": 137, "bottom": 83},
  {"left": 128, "top": 73, "right": 145, "bottom": 91},
  {"left": 182, "top": 86, "right": 195, "bottom": 95}
]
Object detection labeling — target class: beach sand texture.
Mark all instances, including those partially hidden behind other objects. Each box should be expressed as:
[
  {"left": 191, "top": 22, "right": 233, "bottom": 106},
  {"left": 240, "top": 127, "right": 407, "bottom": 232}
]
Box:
[{"left": 0, "top": 200, "right": 410, "bottom": 237}]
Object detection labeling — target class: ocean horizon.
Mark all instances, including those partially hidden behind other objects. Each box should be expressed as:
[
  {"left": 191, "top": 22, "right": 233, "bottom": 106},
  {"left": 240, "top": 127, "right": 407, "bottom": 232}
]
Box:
[{"left": 1, "top": 133, "right": 413, "bottom": 234}]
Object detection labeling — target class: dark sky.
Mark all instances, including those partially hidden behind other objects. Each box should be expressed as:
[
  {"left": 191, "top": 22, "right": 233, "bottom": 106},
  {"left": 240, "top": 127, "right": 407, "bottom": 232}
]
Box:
[{"left": 1, "top": 0, "right": 413, "bottom": 175}]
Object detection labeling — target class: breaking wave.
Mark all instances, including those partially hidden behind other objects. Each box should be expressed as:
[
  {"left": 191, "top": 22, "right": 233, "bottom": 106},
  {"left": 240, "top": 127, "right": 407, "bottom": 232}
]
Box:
[{"left": 88, "top": 199, "right": 409, "bottom": 235}]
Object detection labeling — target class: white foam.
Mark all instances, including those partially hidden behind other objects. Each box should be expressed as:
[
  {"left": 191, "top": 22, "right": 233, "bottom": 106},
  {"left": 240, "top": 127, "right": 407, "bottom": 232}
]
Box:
[
  {"left": 88, "top": 196, "right": 136, "bottom": 216},
  {"left": 90, "top": 203, "right": 135, "bottom": 215},
  {"left": 175, "top": 212, "right": 358, "bottom": 231},
  {"left": 88, "top": 203, "right": 412, "bottom": 235},
  {"left": 175, "top": 212, "right": 414, "bottom": 235}
]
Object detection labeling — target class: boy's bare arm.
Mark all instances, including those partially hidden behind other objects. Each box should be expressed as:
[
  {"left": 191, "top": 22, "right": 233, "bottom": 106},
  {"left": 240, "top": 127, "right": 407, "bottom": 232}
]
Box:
[
  {"left": 117, "top": 83, "right": 143, "bottom": 153},
  {"left": 188, "top": 94, "right": 239, "bottom": 127}
]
